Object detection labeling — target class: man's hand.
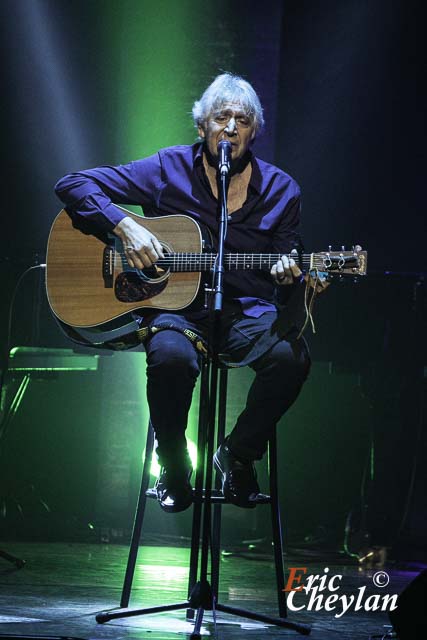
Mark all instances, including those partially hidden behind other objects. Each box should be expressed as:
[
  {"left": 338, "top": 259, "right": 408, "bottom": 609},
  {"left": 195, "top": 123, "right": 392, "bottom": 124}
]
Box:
[
  {"left": 271, "top": 251, "right": 302, "bottom": 285},
  {"left": 114, "top": 217, "right": 164, "bottom": 269}
]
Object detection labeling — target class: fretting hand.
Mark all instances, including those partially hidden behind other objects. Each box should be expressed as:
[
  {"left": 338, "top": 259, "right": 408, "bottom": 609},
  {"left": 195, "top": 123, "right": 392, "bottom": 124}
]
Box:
[{"left": 270, "top": 250, "right": 302, "bottom": 285}]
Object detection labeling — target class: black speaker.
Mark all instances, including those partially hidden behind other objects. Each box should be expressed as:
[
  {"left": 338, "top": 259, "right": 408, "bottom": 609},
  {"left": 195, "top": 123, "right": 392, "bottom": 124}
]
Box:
[{"left": 389, "top": 569, "right": 427, "bottom": 638}]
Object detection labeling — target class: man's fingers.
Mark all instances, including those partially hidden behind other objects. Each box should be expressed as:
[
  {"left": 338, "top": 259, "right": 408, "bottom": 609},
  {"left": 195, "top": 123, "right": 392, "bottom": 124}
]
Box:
[
  {"left": 279, "top": 255, "right": 300, "bottom": 279},
  {"left": 278, "top": 256, "right": 291, "bottom": 278},
  {"left": 125, "top": 240, "right": 162, "bottom": 268},
  {"left": 276, "top": 265, "right": 292, "bottom": 282},
  {"left": 125, "top": 248, "right": 146, "bottom": 269},
  {"left": 289, "top": 260, "right": 302, "bottom": 278},
  {"left": 143, "top": 244, "right": 160, "bottom": 265},
  {"left": 273, "top": 258, "right": 292, "bottom": 284},
  {"left": 289, "top": 249, "right": 302, "bottom": 277},
  {"left": 271, "top": 253, "right": 302, "bottom": 285},
  {"left": 151, "top": 237, "right": 164, "bottom": 259}
]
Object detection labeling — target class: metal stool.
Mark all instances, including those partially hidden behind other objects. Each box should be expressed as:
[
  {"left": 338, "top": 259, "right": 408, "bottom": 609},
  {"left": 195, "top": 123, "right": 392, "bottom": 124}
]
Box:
[{"left": 96, "top": 358, "right": 310, "bottom": 635}]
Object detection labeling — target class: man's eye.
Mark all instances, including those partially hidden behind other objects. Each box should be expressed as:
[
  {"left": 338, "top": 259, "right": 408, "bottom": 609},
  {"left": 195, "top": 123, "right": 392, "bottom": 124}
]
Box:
[
  {"left": 237, "top": 118, "right": 250, "bottom": 126},
  {"left": 215, "top": 115, "right": 228, "bottom": 122}
]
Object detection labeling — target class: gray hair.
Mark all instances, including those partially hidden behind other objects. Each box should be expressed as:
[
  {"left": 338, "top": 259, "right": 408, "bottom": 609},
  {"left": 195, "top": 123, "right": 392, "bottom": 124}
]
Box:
[{"left": 192, "top": 72, "right": 265, "bottom": 135}]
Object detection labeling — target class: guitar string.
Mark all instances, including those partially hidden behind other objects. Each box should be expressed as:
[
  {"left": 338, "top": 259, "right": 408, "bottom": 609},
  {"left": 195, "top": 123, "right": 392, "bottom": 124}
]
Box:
[
  {"left": 116, "top": 250, "right": 359, "bottom": 257},
  {"left": 115, "top": 250, "right": 352, "bottom": 269},
  {"left": 116, "top": 251, "right": 354, "bottom": 259},
  {"left": 116, "top": 259, "right": 324, "bottom": 271}
]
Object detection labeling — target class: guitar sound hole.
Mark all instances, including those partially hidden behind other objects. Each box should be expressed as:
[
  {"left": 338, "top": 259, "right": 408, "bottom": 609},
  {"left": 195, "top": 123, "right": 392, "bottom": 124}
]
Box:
[
  {"left": 115, "top": 270, "right": 168, "bottom": 303},
  {"left": 137, "top": 264, "right": 168, "bottom": 280}
]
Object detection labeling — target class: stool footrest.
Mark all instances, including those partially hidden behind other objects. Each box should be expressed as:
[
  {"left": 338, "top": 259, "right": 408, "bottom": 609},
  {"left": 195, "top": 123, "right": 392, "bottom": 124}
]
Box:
[{"left": 145, "top": 487, "right": 271, "bottom": 504}]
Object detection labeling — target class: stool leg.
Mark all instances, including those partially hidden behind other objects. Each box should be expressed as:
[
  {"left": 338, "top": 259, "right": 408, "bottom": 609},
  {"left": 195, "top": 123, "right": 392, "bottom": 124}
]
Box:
[
  {"left": 268, "top": 432, "right": 287, "bottom": 618},
  {"left": 211, "top": 367, "right": 228, "bottom": 602},
  {"left": 187, "top": 359, "right": 210, "bottom": 601},
  {"left": 120, "top": 420, "right": 155, "bottom": 608}
]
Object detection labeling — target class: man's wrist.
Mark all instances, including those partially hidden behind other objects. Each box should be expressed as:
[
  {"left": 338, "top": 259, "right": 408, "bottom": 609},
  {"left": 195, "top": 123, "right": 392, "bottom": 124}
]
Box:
[{"left": 113, "top": 216, "right": 133, "bottom": 237}]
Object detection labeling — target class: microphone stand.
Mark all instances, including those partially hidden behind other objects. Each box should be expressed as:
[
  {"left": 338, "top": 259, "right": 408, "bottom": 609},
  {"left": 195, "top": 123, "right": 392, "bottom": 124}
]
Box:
[
  {"left": 213, "top": 167, "right": 229, "bottom": 314},
  {"left": 185, "top": 157, "right": 230, "bottom": 637},
  {"left": 188, "top": 154, "right": 310, "bottom": 637}
]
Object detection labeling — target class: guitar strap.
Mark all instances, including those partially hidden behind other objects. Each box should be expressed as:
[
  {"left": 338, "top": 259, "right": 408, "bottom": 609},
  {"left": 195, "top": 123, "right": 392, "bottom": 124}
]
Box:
[
  {"left": 55, "top": 316, "right": 144, "bottom": 351},
  {"left": 136, "top": 323, "right": 208, "bottom": 357},
  {"left": 55, "top": 315, "right": 209, "bottom": 356}
]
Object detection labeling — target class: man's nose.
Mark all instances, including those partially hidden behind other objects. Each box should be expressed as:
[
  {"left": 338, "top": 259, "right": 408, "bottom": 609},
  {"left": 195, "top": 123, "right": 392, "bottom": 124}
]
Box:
[{"left": 224, "top": 117, "right": 237, "bottom": 135}]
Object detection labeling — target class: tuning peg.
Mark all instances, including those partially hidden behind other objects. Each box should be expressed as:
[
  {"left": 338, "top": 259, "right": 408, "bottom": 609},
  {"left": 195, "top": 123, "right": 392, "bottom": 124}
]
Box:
[
  {"left": 328, "top": 245, "right": 332, "bottom": 252},
  {"left": 341, "top": 245, "right": 345, "bottom": 251}
]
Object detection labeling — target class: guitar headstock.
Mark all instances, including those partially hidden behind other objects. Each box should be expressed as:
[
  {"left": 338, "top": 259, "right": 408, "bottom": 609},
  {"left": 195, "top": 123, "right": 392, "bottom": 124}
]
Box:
[{"left": 311, "top": 247, "right": 368, "bottom": 276}]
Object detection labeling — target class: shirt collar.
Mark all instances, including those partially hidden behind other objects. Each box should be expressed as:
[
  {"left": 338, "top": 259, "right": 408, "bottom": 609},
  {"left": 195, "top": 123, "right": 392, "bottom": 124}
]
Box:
[{"left": 193, "top": 142, "right": 262, "bottom": 195}]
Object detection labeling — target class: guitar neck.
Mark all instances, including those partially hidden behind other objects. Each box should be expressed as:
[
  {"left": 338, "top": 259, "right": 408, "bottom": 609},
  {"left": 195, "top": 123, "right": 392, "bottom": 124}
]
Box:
[
  {"left": 156, "top": 252, "right": 314, "bottom": 272},
  {"left": 115, "top": 241, "right": 366, "bottom": 277}
]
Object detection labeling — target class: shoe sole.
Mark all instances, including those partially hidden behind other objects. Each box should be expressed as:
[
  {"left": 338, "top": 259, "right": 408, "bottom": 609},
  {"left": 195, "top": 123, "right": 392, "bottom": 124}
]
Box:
[{"left": 159, "top": 494, "right": 193, "bottom": 513}]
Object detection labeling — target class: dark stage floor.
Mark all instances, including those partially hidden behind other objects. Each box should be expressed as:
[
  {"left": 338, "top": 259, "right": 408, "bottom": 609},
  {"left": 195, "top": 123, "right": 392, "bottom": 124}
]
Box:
[{"left": 0, "top": 541, "right": 420, "bottom": 639}]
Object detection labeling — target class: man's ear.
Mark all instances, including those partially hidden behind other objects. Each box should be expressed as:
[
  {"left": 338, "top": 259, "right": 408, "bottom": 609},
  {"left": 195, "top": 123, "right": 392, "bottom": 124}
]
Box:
[{"left": 198, "top": 125, "right": 205, "bottom": 139}]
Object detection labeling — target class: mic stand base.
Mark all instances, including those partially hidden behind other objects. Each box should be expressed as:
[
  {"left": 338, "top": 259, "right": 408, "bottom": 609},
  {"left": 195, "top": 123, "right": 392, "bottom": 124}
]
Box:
[{"left": 96, "top": 586, "right": 311, "bottom": 637}]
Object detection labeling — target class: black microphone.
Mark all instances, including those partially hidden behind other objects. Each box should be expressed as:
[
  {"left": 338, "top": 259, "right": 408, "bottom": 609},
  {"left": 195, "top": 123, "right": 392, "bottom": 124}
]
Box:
[{"left": 217, "top": 140, "right": 232, "bottom": 176}]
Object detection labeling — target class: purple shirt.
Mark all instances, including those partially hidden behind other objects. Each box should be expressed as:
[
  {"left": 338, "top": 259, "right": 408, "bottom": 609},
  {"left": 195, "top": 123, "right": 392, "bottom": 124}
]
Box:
[{"left": 54, "top": 143, "right": 301, "bottom": 317}]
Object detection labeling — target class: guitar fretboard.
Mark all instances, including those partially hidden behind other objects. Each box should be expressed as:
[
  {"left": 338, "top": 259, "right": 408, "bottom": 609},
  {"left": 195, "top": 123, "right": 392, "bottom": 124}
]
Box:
[
  {"left": 157, "top": 253, "right": 314, "bottom": 272},
  {"left": 116, "top": 251, "right": 322, "bottom": 272}
]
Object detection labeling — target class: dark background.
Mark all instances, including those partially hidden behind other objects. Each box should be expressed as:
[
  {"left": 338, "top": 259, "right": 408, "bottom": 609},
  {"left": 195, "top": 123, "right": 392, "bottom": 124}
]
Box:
[{"left": 0, "top": 0, "right": 425, "bottom": 559}]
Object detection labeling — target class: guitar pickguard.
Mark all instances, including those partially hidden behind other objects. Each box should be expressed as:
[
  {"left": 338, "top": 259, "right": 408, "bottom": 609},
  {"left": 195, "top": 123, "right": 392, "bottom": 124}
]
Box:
[{"left": 115, "top": 271, "right": 168, "bottom": 302}]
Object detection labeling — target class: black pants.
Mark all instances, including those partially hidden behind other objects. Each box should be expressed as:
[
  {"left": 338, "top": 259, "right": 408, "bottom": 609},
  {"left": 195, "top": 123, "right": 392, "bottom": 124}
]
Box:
[{"left": 144, "top": 311, "right": 310, "bottom": 464}]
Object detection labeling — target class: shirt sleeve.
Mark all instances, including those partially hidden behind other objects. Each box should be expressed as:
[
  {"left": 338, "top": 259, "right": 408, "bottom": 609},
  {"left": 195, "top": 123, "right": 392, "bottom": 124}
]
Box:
[
  {"left": 271, "top": 189, "right": 304, "bottom": 307},
  {"left": 271, "top": 193, "right": 302, "bottom": 255},
  {"left": 54, "top": 154, "right": 164, "bottom": 232}
]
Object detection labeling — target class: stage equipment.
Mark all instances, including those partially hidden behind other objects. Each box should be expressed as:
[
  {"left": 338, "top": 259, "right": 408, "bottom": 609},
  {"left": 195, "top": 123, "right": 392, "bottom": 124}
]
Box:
[
  {"left": 388, "top": 569, "right": 427, "bottom": 638},
  {"left": 0, "top": 258, "right": 99, "bottom": 565},
  {"left": 0, "top": 347, "right": 99, "bottom": 442}
]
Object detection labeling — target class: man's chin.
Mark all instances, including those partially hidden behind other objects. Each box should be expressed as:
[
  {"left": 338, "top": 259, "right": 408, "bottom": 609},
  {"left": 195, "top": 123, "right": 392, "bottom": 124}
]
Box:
[{"left": 231, "top": 151, "right": 251, "bottom": 173}]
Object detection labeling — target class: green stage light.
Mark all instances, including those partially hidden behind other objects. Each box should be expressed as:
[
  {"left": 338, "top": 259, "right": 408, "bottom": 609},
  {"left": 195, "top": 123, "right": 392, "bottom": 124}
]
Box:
[
  {"left": 148, "top": 438, "right": 198, "bottom": 477},
  {"left": 114, "top": 0, "right": 200, "bottom": 161}
]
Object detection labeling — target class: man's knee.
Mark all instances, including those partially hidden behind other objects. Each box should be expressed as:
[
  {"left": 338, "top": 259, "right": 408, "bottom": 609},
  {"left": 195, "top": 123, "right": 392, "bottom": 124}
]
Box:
[
  {"left": 256, "top": 338, "right": 311, "bottom": 384},
  {"left": 146, "top": 330, "right": 200, "bottom": 379}
]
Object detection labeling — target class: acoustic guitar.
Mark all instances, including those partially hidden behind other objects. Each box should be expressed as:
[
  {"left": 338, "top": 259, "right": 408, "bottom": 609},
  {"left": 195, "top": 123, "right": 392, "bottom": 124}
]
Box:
[{"left": 46, "top": 207, "right": 367, "bottom": 329}]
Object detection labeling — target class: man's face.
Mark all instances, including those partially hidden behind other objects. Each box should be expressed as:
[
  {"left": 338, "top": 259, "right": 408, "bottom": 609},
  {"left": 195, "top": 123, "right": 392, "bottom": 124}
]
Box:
[{"left": 198, "top": 102, "right": 256, "bottom": 166}]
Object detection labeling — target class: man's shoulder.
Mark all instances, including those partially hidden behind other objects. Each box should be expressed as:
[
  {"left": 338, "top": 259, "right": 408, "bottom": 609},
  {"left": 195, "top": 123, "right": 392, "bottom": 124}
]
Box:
[
  {"left": 253, "top": 155, "right": 300, "bottom": 198},
  {"left": 157, "top": 143, "right": 200, "bottom": 163}
]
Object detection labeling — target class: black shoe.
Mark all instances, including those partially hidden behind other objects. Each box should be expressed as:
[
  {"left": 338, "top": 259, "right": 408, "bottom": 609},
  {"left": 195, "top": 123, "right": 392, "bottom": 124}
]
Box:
[
  {"left": 213, "top": 441, "right": 260, "bottom": 508},
  {"left": 155, "top": 462, "right": 193, "bottom": 513}
]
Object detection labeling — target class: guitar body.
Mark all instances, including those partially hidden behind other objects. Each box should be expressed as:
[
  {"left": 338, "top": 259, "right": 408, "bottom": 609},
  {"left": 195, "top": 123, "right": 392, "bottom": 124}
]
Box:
[{"left": 46, "top": 209, "right": 203, "bottom": 328}]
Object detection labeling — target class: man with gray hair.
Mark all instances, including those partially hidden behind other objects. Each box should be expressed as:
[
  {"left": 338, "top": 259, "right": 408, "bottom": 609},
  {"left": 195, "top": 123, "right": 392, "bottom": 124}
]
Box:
[{"left": 55, "top": 72, "right": 310, "bottom": 513}]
